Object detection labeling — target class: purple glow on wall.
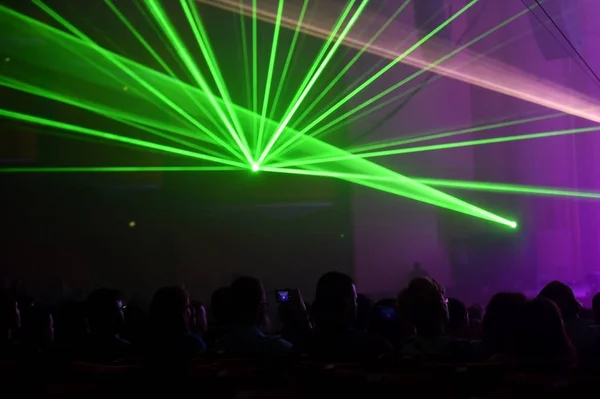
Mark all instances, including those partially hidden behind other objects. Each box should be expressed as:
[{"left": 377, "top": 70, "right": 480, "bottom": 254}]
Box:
[{"left": 350, "top": 0, "right": 600, "bottom": 304}]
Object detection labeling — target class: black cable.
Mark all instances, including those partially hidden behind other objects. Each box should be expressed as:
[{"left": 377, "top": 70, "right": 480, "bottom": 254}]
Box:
[
  {"left": 351, "top": 0, "right": 490, "bottom": 145},
  {"left": 534, "top": 0, "right": 600, "bottom": 87},
  {"left": 521, "top": 0, "right": 600, "bottom": 90}
]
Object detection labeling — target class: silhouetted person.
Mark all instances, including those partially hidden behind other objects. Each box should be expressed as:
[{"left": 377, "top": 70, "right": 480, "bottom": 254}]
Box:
[
  {"left": 592, "top": 292, "right": 600, "bottom": 324},
  {"left": 147, "top": 286, "right": 206, "bottom": 361},
  {"left": 446, "top": 298, "right": 469, "bottom": 338},
  {"left": 306, "top": 272, "right": 391, "bottom": 361},
  {"left": 20, "top": 307, "right": 54, "bottom": 351},
  {"left": 82, "top": 289, "right": 131, "bottom": 362},
  {"left": 400, "top": 278, "right": 470, "bottom": 360},
  {"left": 511, "top": 297, "right": 576, "bottom": 372},
  {"left": 480, "top": 292, "right": 526, "bottom": 359},
  {"left": 408, "top": 262, "right": 429, "bottom": 282},
  {"left": 539, "top": 281, "right": 596, "bottom": 356},
  {"left": 215, "top": 276, "right": 292, "bottom": 356}
]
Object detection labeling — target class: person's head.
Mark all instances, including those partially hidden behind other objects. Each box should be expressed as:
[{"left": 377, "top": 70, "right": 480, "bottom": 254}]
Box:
[
  {"left": 468, "top": 304, "right": 484, "bottom": 323},
  {"left": 482, "top": 292, "right": 526, "bottom": 356},
  {"left": 210, "top": 286, "right": 232, "bottom": 325},
  {"left": 405, "top": 277, "right": 448, "bottom": 337},
  {"left": 0, "top": 291, "right": 20, "bottom": 338},
  {"left": 446, "top": 298, "right": 469, "bottom": 338},
  {"left": 21, "top": 307, "right": 54, "bottom": 348},
  {"left": 229, "top": 277, "right": 268, "bottom": 326},
  {"left": 513, "top": 297, "right": 575, "bottom": 368},
  {"left": 538, "top": 281, "right": 579, "bottom": 321},
  {"left": 592, "top": 292, "right": 600, "bottom": 323},
  {"left": 313, "top": 272, "right": 357, "bottom": 330},
  {"left": 86, "top": 289, "right": 124, "bottom": 335},
  {"left": 396, "top": 289, "right": 416, "bottom": 338},
  {"left": 149, "top": 286, "right": 191, "bottom": 337}
]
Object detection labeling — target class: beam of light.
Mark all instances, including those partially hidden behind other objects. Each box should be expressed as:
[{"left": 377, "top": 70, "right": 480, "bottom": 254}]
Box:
[
  {"left": 202, "top": 0, "right": 600, "bottom": 126},
  {"left": 0, "top": 166, "right": 240, "bottom": 174},
  {"left": 271, "top": 2, "right": 528, "bottom": 161},
  {"left": 277, "top": 112, "right": 564, "bottom": 167},
  {"left": 268, "top": 124, "right": 600, "bottom": 168},
  {"left": 311, "top": 6, "right": 555, "bottom": 143},
  {"left": 0, "top": 3, "right": 516, "bottom": 228},
  {"left": 414, "top": 178, "right": 600, "bottom": 200},
  {"left": 145, "top": 0, "right": 253, "bottom": 164},
  {"left": 350, "top": 113, "right": 564, "bottom": 153},
  {"left": 181, "top": 0, "right": 252, "bottom": 153},
  {"left": 0, "top": 77, "right": 235, "bottom": 160},
  {"left": 268, "top": 0, "right": 309, "bottom": 122},
  {"left": 256, "top": 0, "right": 370, "bottom": 166},
  {"left": 261, "top": 168, "right": 600, "bottom": 200},
  {"left": 237, "top": 0, "right": 252, "bottom": 112},
  {"left": 25, "top": 1, "right": 245, "bottom": 161},
  {"left": 251, "top": 0, "right": 259, "bottom": 153},
  {"left": 259, "top": 166, "right": 517, "bottom": 228},
  {"left": 267, "top": 0, "right": 479, "bottom": 163},
  {"left": 256, "top": 0, "right": 359, "bottom": 163},
  {"left": 289, "top": 0, "right": 412, "bottom": 132},
  {"left": 0, "top": 166, "right": 240, "bottom": 173},
  {"left": 103, "top": 0, "right": 231, "bottom": 141},
  {"left": 256, "top": 0, "right": 285, "bottom": 160},
  {"left": 0, "top": 109, "right": 247, "bottom": 168}
]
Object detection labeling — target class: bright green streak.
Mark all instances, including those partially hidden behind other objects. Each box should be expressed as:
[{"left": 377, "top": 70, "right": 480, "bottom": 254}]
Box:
[
  {"left": 181, "top": 0, "right": 251, "bottom": 154},
  {"left": 290, "top": 0, "right": 412, "bottom": 131},
  {"left": 0, "top": 166, "right": 239, "bottom": 173},
  {"left": 271, "top": 0, "right": 479, "bottom": 160},
  {"left": 256, "top": 0, "right": 285, "bottom": 159},
  {"left": 268, "top": 0, "right": 309, "bottom": 122},
  {"left": 251, "top": 0, "right": 259, "bottom": 153},
  {"left": 415, "top": 178, "right": 600, "bottom": 200},
  {"left": 269, "top": 125, "right": 600, "bottom": 168},
  {"left": 237, "top": 0, "right": 252, "bottom": 111},
  {"left": 29, "top": 1, "right": 242, "bottom": 160},
  {"left": 145, "top": 0, "right": 253, "bottom": 164},
  {"left": 103, "top": 0, "right": 230, "bottom": 140},
  {"left": 351, "top": 113, "right": 564, "bottom": 153},
  {"left": 0, "top": 3, "right": 516, "bottom": 228},
  {"left": 277, "top": 113, "right": 563, "bottom": 167},
  {"left": 309, "top": 7, "right": 540, "bottom": 143},
  {"left": 260, "top": 166, "right": 517, "bottom": 228},
  {"left": 258, "top": 0, "right": 370, "bottom": 165},
  {"left": 0, "top": 75, "right": 239, "bottom": 162},
  {"left": 257, "top": 0, "right": 358, "bottom": 164},
  {"left": 0, "top": 109, "right": 245, "bottom": 168}
]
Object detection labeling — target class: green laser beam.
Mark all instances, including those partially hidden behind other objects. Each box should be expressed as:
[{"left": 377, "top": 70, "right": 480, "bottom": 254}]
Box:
[
  {"left": 256, "top": 0, "right": 285, "bottom": 160},
  {"left": 268, "top": 0, "right": 479, "bottom": 162},
  {"left": 268, "top": 124, "right": 600, "bottom": 168},
  {"left": 145, "top": 0, "right": 253, "bottom": 163},
  {"left": 290, "top": 0, "right": 412, "bottom": 132},
  {"left": 258, "top": 0, "right": 370, "bottom": 165},
  {"left": 415, "top": 178, "right": 600, "bottom": 199},
  {"left": 0, "top": 166, "right": 240, "bottom": 173},
  {"left": 28, "top": 1, "right": 244, "bottom": 161},
  {"left": 0, "top": 109, "right": 247, "bottom": 168}
]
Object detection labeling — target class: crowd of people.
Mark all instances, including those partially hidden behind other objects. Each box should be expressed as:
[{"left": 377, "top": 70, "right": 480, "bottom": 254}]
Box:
[{"left": 1, "top": 271, "right": 600, "bottom": 396}]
